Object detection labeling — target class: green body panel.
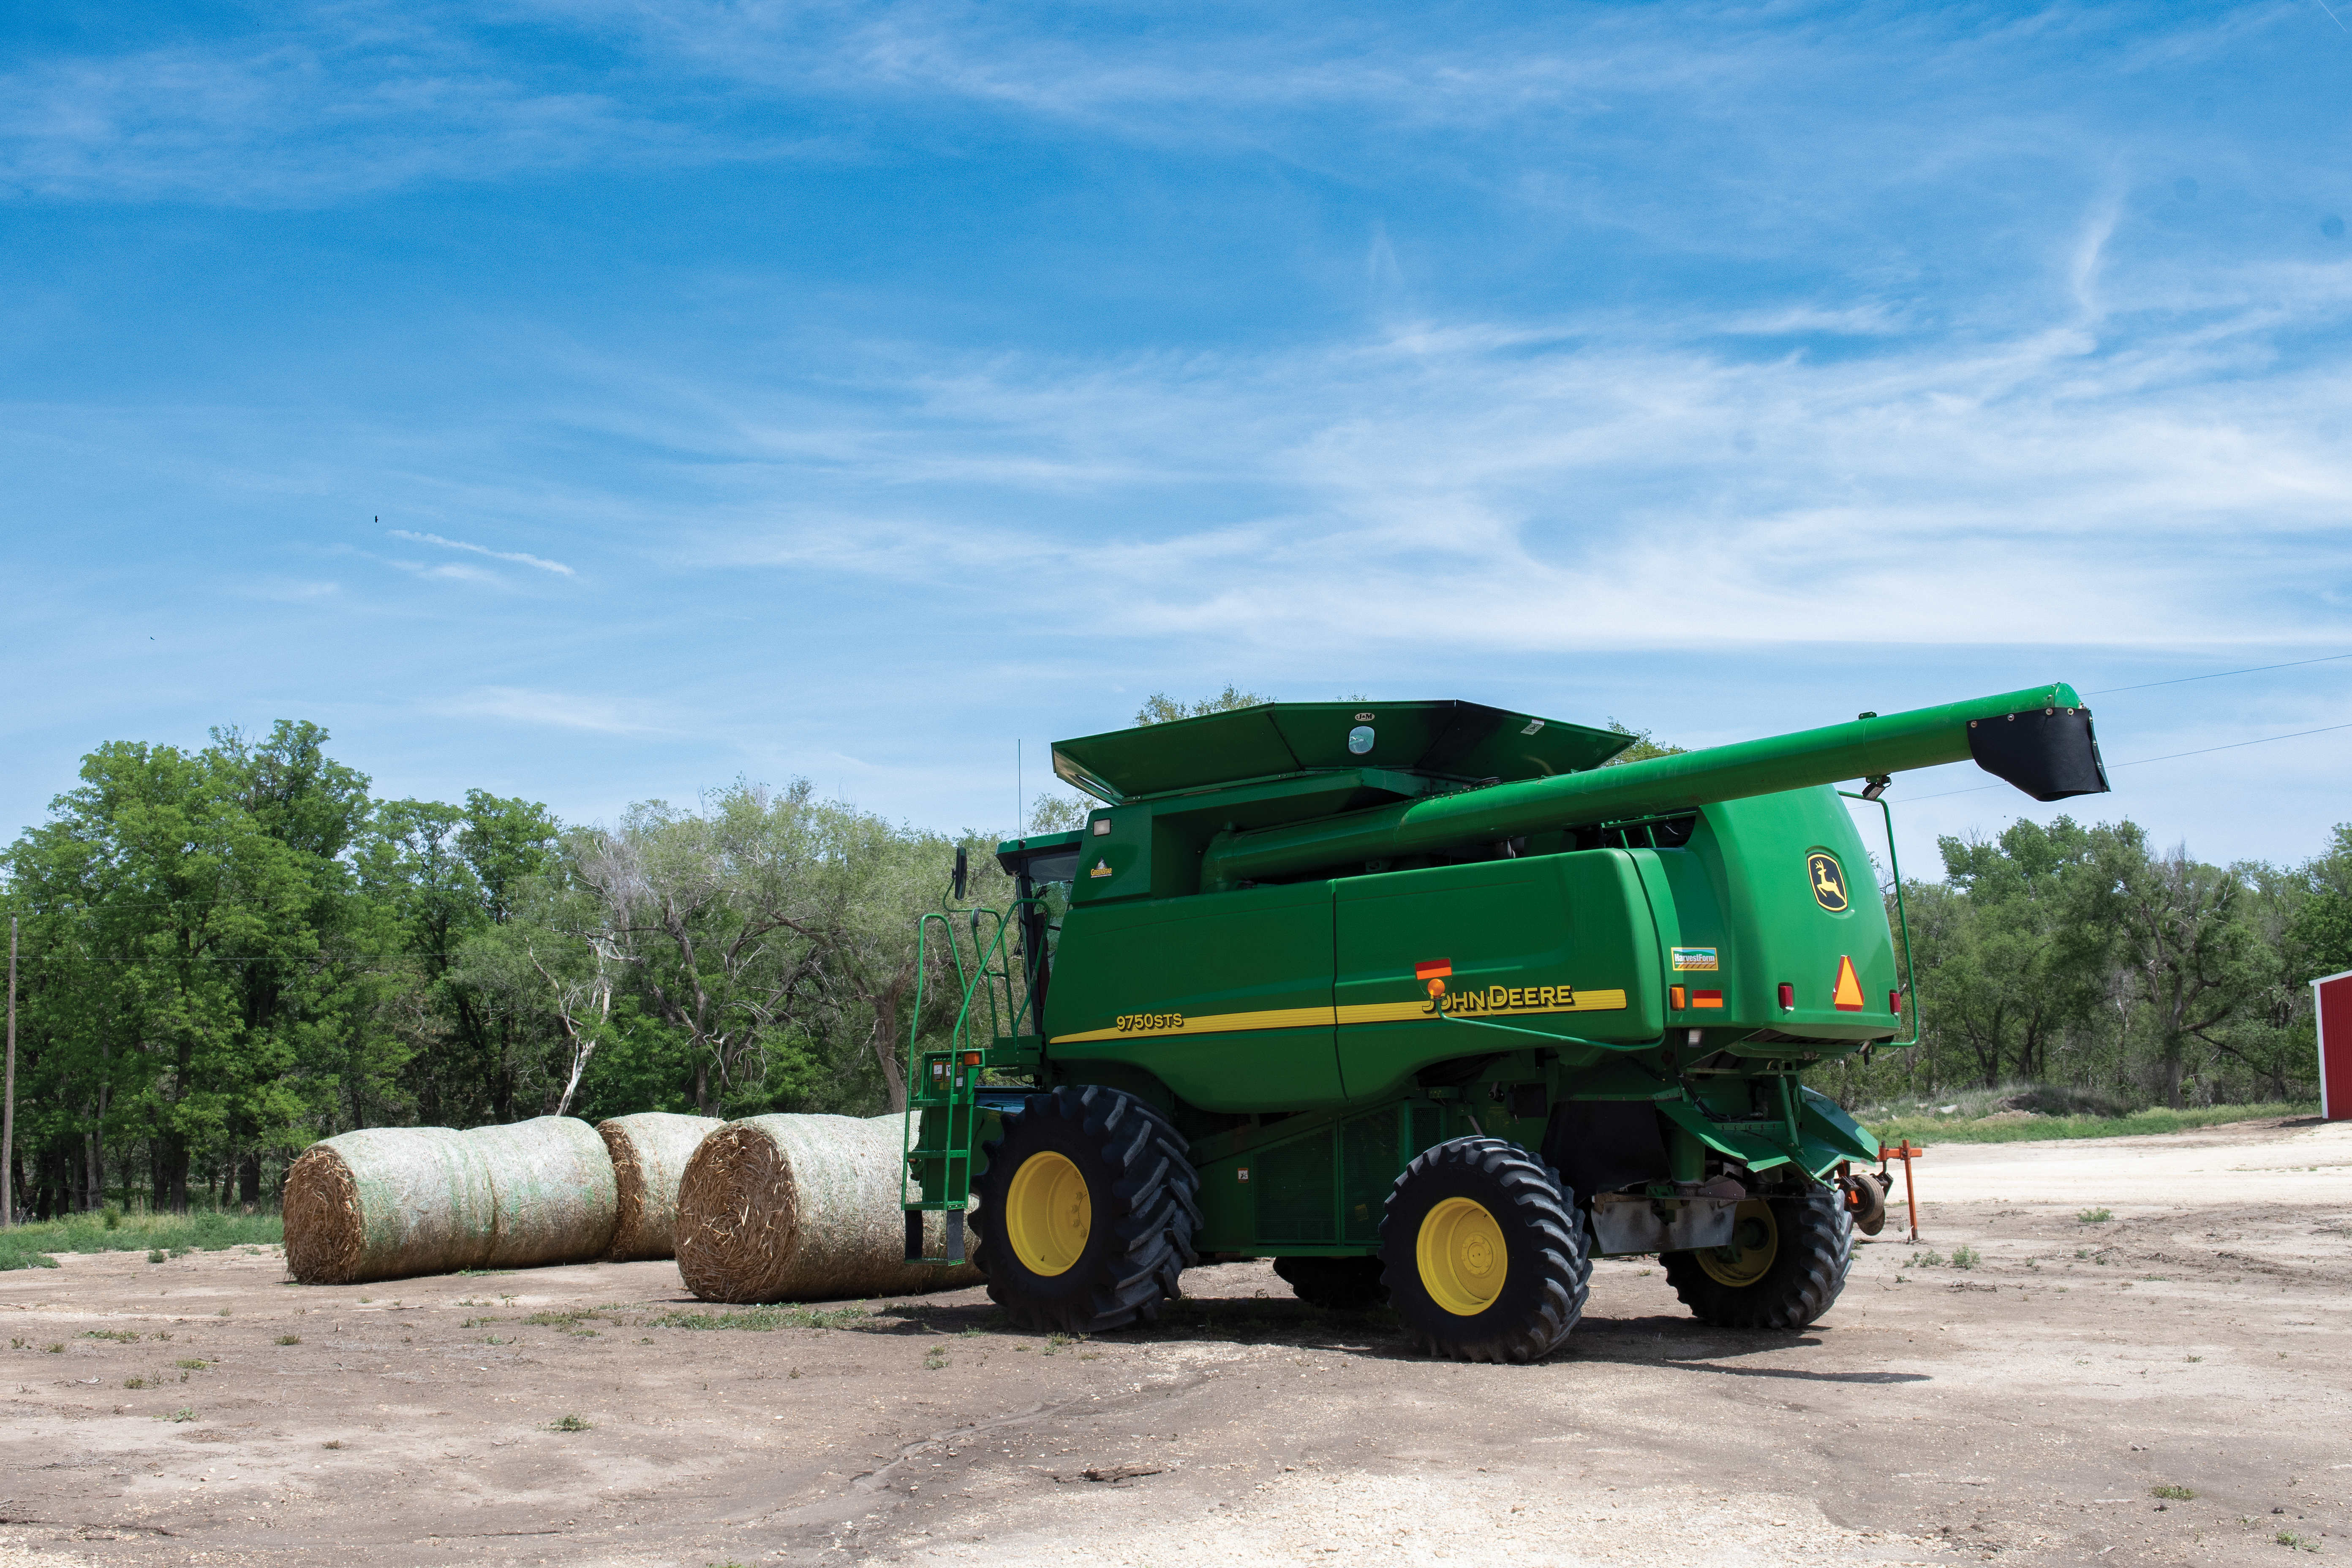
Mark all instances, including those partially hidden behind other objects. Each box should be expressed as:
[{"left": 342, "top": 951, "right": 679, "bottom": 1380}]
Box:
[
  {"left": 1331, "top": 849, "right": 1664, "bottom": 1101},
  {"left": 1046, "top": 880, "right": 1344, "bottom": 1111},
  {"left": 909, "top": 685, "right": 2107, "bottom": 1264}
]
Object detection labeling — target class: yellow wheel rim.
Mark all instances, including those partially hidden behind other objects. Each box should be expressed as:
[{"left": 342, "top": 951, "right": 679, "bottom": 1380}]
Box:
[
  {"left": 1004, "top": 1150, "right": 1091, "bottom": 1277},
  {"left": 1697, "top": 1199, "right": 1778, "bottom": 1288},
  {"left": 1417, "top": 1196, "right": 1508, "bottom": 1316}
]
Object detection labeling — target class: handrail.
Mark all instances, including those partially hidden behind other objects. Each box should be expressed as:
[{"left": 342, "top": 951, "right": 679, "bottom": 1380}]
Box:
[
  {"left": 1838, "top": 789, "right": 1922, "bottom": 1051},
  {"left": 899, "top": 898, "right": 1051, "bottom": 1249}
]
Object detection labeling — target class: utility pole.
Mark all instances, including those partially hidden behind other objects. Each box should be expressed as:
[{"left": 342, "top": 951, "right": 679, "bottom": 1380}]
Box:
[{"left": 4, "top": 915, "right": 15, "bottom": 1228}]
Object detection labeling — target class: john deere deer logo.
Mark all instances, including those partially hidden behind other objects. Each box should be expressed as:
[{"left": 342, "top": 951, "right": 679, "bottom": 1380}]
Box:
[{"left": 1808, "top": 852, "right": 1849, "bottom": 913}]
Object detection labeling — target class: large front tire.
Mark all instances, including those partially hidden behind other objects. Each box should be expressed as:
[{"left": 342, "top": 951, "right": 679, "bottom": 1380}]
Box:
[
  {"left": 1379, "top": 1136, "right": 1590, "bottom": 1363},
  {"left": 1662, "top": 1191, "right": 1852, "bottom": 1329},
  {"left": 969, "top": 1086, "right": 1199, "bottom": 1334}
]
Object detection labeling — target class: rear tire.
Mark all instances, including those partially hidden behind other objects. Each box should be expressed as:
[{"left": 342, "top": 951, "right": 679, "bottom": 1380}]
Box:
[
  {"left": 1272, "top": 1255, "right": 1388, "bottom": 1310},
  {"left": 1662, "top": 1191, "right": 1851, "bottom": 1329},
  {"left": 1379, "top": 1136, "right": 1589, "bottom": 1363},
  {"left": 969, "top": 1086, "right": 1199, "bottom": 1334}
]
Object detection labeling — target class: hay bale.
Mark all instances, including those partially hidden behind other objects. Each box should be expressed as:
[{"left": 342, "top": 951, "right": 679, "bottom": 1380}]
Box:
[
  {"left": 598, "top": 1112, "right": 726, "bottom": 1261},
  {"left": 282, "top": 1116, "right": 617, "bottom": 1285},
  {"left": 676, "top": 1114, "right": 981, "bottom": 1304}
]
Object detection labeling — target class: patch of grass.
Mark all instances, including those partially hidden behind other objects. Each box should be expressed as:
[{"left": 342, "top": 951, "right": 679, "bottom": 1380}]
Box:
[
  {"left": 176, "top": 1358, "right": 208, "bottom": 1370},
  {"left": 521, "top": 1309, "right": 598, "bottom": 1328},
  {"left": 0, "top": 1209, "right": 283, "bottom": 1272},
  {"left": 322, "top": 1439, "right": 343, "bottom": 1450},
  {"left": 1041, "top": 1332, "right": 1077, "bottom": 1356},
  {"left": 547, "top": 1413, "right": 592, "bottom": 1432},
  {"left": 646, "top": 1305, "right": 872, "bottom": 1333},
  {"left": 42, "top": 1342, "right": 63, "bottom": 1354},
  {"left": 2278, "top": 1531, "right": 2317, "bottom": 1551},
  {"left": 122, "top": 1375, "right": 150, "bottom": 1389},
  {"left": 275, "top": 1333, "right": 302, "bottom": 1346},
  {"left": 164, "top": 1406, "right": 196, "bottom": 1422},
  {"left": 1950, "top": 1245, "right": 1981, "bottom": 1271},
  {"left": 81, "top": 1328, "right": 142, "bottom": 1343},
  {"left": 1864, "top": 1101, "right": 2318, "bottom": 1146},
  {"left": 923, "top": 1346, "right": 949, "bottom": 1370},
  {"left": 1915, "top": 1251, "right": 1946, "bottom": 1267},
  {"left": 2152, "top": 1484, "right": 2197, "bottom": 1500},
  {"left": 455, "top": 1269, "right": 513, "bottom": 1278},
  {"left": 2078, "top": 1208, "right": 2114, "bottom": 1224}
]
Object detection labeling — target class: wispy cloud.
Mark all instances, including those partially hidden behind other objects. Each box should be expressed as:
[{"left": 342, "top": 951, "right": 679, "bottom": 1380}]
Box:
[
  {"left": 648, "top": 235, "right": 2352, "bottom": 653},
  {"left": 390, "top": 529, "right": 576, "bottom": 577},
  {"left": 441, "top": 686, "right": 652, "bottom": 733}
]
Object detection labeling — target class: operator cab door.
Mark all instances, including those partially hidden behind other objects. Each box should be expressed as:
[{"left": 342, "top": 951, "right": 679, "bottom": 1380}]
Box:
[{"left": 1043, "top": 881, "right": 1344, "bottom": 1113}]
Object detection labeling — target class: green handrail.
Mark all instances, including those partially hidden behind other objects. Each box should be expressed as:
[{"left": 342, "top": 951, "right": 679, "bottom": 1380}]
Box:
[{"left": 1838, "top": 789, "right": 1922, "bottom": 1051}]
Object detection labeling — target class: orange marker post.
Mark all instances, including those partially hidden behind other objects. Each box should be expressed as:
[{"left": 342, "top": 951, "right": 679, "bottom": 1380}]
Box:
[{"left": 1878, "top": 1139, "right": 1924, "bottom": 1243}]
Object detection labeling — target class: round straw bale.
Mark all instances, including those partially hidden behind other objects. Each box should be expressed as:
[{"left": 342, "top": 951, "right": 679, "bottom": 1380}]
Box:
[
  {"left": 675, "top": 1114, "right": 981, "bottom": 1304},
  {"left": 471, "top": 1116, "right": 618, "bottom": 1269},
  {"left": 598, "top": 1112, "right": 726, "bottom": 1261},
  {"left": 282, "top": 1116, "right": 616, "bottom": 1285},
  {"left": 284, "top": 1127, "right": 495, "bottom": 1285}
]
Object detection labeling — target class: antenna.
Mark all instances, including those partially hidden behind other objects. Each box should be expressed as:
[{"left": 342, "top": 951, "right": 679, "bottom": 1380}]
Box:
[{"left": 1017, "top": 740, "right": 1024, "bottom": 835}]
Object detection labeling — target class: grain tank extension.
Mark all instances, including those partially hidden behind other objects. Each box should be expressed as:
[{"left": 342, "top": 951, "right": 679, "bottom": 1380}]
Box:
[{"left": 902, "top": 686, "right": 2106, "bottom": 1361}]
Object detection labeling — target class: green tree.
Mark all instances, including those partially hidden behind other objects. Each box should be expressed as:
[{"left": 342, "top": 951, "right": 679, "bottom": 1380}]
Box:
[
  {"left": 1132, "top": 685, "right": 1274, "bottom": 725},
  {"left": 2098, "top": 837, "right": 2264, "bottom": 1109},
  {"left": 3, "top": 727, "right": 363, "bottom": 1211},
  {"left": 2286, "top": 825, "right": 2352, "bottom": 981},
  {"left": 1601, "top": 719, "right": 1688, "bottom": 765},
  {"left": 1923, "top": 818, "right": 2118, "bottom": 1087}
]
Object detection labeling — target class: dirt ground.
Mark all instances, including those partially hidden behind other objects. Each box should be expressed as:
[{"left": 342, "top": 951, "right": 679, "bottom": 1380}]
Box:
[{"left": 2, "top": 1116, "right": 2347, "bottom": 1568}]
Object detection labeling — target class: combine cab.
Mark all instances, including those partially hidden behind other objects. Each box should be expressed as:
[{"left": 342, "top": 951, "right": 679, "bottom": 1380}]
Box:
[{"left": 903, "top": 687, "right": 2107, "bottom": 1361}]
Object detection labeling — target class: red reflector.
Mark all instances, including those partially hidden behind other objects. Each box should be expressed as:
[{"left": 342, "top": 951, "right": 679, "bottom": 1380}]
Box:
[
  {"left": 1669, "top": 985, "right": 1687, "bottom": 1010},
  {"left": 1889, "top": 989, "right": 1903, "bottom": 1015},
  {"left": 1777, "top": 983, "right": 1794, "bottom": 1010},
  {"left": 1692, "top": 990, "right": 1723, "bottom": 1008}
]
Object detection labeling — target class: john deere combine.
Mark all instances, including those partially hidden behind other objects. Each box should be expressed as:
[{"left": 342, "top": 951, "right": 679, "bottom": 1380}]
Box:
[{"left": 902, "top": 686, "right": 2107, "bottom": 1361}]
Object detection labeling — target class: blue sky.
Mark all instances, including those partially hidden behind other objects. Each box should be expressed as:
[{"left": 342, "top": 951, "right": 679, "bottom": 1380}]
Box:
[{"left": 4, "top": 0, "right": 2349, "bottom": 878}]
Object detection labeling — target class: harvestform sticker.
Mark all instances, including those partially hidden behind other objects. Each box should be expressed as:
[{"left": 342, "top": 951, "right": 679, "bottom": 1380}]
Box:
[
  {"left": 1671, "top": 947, "right": 1719, "bottom": 972},
  {"left": 1089, "top": 859, "right": 1113, "bottom": 879}
]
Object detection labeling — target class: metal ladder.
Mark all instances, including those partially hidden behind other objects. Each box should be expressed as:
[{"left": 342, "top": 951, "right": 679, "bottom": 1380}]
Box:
[{"left": 899, "top": 902, "right": 1045, "bottom": 1264}]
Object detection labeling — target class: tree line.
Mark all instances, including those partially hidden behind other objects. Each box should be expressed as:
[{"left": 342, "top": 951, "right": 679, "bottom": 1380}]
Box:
[
  {"left": 1824, "top": 815, "right": 2350, "bottom": 1115},
  {"left": 1, "top": 722, "right": 1005, "bottom": 1219},
  {"left": 2, "top": 707, "right": 2344, "bottom": 1216}
]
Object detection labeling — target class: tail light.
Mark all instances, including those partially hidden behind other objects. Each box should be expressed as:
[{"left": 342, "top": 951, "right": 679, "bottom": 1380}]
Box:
[
  {"left": 1777, "top": 983, "right": 1794, "bottom": 1010},
  {"left": 1889, "top": 989, "right": 1903, "bottom": 1015}
]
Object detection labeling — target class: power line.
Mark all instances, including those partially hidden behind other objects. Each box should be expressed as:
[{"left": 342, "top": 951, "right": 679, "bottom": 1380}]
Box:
[
  {"left": 1897, "top": 718, "right": 2352, "bottom": 803},
  {"left": 2106, "top": 719, "right": 2352, "bottom": 769},
  {"left": 2086, "top": 651, "right": 2352, "bottom": 695}
]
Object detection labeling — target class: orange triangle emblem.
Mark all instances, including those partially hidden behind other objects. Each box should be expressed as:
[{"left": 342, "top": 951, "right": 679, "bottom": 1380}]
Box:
[{"left": 1832, "top": 955, "right": 1865, "bottom": 1011}]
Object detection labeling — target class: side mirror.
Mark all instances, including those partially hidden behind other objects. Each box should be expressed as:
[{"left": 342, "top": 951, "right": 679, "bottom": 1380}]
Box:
[{"left": 952, "top": 845, "right": 968, "bottom": 902}]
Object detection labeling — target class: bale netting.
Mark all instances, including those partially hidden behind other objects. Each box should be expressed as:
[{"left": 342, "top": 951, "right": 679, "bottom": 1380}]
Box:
[
  {"left": 282, "top": 1116, "right": 619, "bottom": 1286},
  {"left": 676, "top": 1114, "right": 982, "bottom": 1304},
  {"left": 598, "top": 1111, "right": 726, "bottom": 1261}
]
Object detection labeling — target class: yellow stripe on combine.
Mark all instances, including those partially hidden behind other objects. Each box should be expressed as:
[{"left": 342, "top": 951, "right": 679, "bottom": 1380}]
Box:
[{"left": 1050, "top": 988, "right": 1630, "bottom": 1045}]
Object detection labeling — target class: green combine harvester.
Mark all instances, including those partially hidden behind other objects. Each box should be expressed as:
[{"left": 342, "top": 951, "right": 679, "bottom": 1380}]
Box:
[{"left": 901, "top": 686, "right": 2107, "bottom": 1362}]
